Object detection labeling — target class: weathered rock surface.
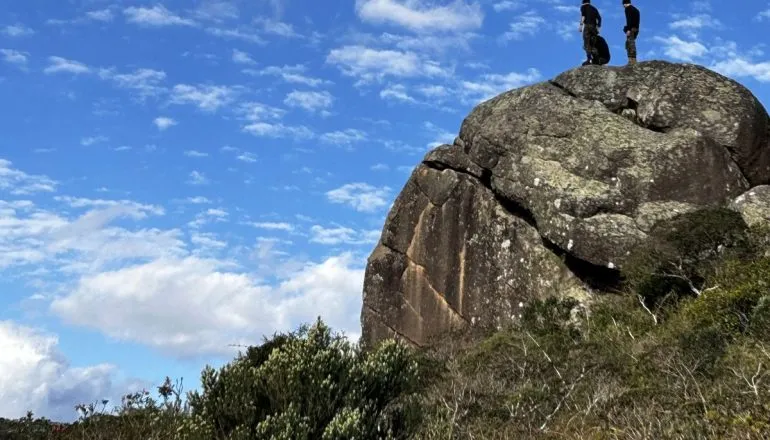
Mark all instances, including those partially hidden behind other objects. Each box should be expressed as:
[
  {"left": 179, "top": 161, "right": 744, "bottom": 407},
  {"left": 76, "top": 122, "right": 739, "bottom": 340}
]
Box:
[
  {"left": 361, "top": 61, "right": 770, "bottom": 348},
  {"left": 732, "top": 186, "right": 770, "bottom": 228}
]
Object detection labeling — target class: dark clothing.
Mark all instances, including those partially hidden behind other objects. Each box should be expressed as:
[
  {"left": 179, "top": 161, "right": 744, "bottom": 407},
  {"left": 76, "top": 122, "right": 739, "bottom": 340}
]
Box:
[
  {"left": 623, "top": 5, "right": 640, "bottom": 32},
  {"left": 625, "top": 28, "right": 638, "bottom": 58},
  {"left": 581, "top": 4, "right": 601, "bottom": 27},
  {"left": 593, "top": 35, "right": 610, "bottom": 64},
  {"left": 582, "top": 24, "right": 599, "bottom": 61}
]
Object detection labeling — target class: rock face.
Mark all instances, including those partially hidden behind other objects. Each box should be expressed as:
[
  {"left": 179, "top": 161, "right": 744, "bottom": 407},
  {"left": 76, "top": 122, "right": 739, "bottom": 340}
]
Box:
[{"left": 361, "top": 61, "right": 770, "bottom": 348}]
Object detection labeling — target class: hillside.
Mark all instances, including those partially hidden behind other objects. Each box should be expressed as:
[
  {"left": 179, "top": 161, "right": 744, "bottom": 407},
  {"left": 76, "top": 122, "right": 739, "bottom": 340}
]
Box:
[{"left": 3, "top": 61, "right": 770, "bottom": 439}]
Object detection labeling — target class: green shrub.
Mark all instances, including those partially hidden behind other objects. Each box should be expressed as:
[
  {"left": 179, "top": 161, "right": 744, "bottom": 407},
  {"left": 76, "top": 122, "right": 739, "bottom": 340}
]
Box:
[
  {"left": 623, "top": 208, "right": 753, "bottom": 312},
  {"left": 181, "top": 318, "right": 425, "bottom": 439}
]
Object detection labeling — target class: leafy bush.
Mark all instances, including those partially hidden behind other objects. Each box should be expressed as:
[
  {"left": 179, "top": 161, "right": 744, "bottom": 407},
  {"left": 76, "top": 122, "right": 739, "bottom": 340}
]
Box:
[
  {"left": 623, "top": 208, "right": 754, "bottom": 313},
  {"left": 178, "top": 318, "right": 425, "bottom": 439}
]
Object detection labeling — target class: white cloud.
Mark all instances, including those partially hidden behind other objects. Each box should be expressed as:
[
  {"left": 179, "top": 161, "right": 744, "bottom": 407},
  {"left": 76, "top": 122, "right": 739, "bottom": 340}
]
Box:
[
  {"left": 191, "top": 232, "right": 227, "bottom": 250},
  {"left": 0, "top": 321, "right": 124, "bottom": 421},
  {"left": 326, "top": 183, "right": 391, "bottom": 212},
  {"left": 238, "top": 102, "right": 286, "bottom": 122},
  {"left": 255, "top": 17, "right": 300, "bottom": 38},
  {"left": 371, "top": 163, "right": 390, "bottom": 171},
  {"left": 424, "top": 121, "right": 455, "bottom": 148},
  {"left": 284, "top": 90, "right": 334, "bottom": 112},
  {"left": 86, "top": 9, "right": 115, "bottom": 22},
  {"left": 460, "top": 68, "right": 541, "bottom": 103},
  {"left": 250, "top": 222, "right": 294, "bottom": 232},
  {"left": 0, "top": 198, "right": 183, "bottom": 272},
  {"left": 501, "top": 10, "right": 545, "bottom": 41},
  {"left": 2, "top": 24, "right": 34, "bottom": 37},
  {"left": 193, "top": 1, "right": 240, "bottom": 22},
  {"left": 416, "top": 84, "right": 448, "bottom": 98},
  {"left": 242, "top": 122, "right": 314, "bottom": 139},
  {"left": 187, "top": 171, "right": 210, "bottom": 185},
  {"left": 188, "top": 208, "right": 228, "bottom": 228},
  {"left": 380, "top": 83, "right": 418, "bottom": 103},
  {"left": 232, "top": 49, "right": 256, "bottom": 64},
  {"left": 170, "top": 84, "right": 237, "bottom": 112},
  {"left": 99, "top": 68, "right": 167, "bottom": 100},
  {"left": 379, "top": 32, "right": 478, "bottom": 54},
  {"left": 44, "top": 56, "right": 91, "bottom": 75},
  {"left": 153, "top": 116, "right": 177, "bottom": 130},
  {"left": 310, "top": 225, "right": 379, "bottom": 245},
  {"left": 50, "top": 253, "right": 366, "bottom": 357},
  {"left": 205, "top": 27, "right": 265, "bottom": 44},
  {"left": 654, "top": 35, "right": 708, "bottom": 62},
  {"left": 186, "top": 196, "right": 212, "bottom": 204},
  {"left": 123, "top": 5, "right": 197, "bottom": 27},
  {"left": 0, "top": 159, "right": 57, "bottom": 195},
  {"left": 355, "top": 0, "right": 483, "bottom": 33},
  {"left": 326, "top": 45, "right": 449, "bottom": 82},
  {"left": 246, "top": 64, "right": 329, "bottom": 87},
  {"left": 711, "top": 58, "right": 770, "bottom": 82},
  {"left": 493, "top": 1, "right": 522, "bottom": 11},
  {"left": 0, "top": 48, "right": 28, "bottom": 66},
  {"left": 80, "top": 135, "right": 108, "bottom": 146},
  {"left": 184, "top": 150, "right": 209, "bottom": 158},
  {"left": 320, "top": 129, "right": 368, "bottom": 146},
  {"left": 758, "top": 7, "right": 770, "bottom": 21},
  {"left": 237, "top": 152, "right": 258, "bottom": 162},
  {"left": 670, "top": 13, "right": 721, "bottom": 31}
]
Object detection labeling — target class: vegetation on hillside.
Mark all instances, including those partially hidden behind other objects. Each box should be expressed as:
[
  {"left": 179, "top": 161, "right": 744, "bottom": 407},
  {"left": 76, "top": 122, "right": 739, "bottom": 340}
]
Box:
[{"left": 3, "top": 208, "right": 770, "bottom": 439}]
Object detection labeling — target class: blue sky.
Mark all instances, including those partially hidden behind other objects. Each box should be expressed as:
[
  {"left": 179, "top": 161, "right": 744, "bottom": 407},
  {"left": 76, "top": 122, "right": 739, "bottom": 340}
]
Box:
[{"left": 0, "top": 0, "right": 768, "bottom": 421}]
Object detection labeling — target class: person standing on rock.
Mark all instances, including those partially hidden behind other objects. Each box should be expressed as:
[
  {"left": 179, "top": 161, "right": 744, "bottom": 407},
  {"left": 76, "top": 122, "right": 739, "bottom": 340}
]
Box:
[
  {"left": 582, "top": 34, "right": 610, "bottom": 66},
  {"left": 623, "top": 0, "right": 640, "bottom": 65},
  {"left": 579, "top": 0, "right": 601, "bottom": 65}
]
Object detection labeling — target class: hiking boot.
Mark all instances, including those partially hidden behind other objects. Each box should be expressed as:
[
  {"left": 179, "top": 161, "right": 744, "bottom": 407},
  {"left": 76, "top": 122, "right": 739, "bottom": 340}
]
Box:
[{"left": 628, "top": 57, "right": 637, "bottom": 65}]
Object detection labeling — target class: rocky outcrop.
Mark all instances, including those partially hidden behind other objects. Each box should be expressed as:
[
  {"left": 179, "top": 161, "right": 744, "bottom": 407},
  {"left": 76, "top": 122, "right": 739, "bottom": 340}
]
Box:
[{"left": 361, "top": 61, "right": 770, "bottom": 349}]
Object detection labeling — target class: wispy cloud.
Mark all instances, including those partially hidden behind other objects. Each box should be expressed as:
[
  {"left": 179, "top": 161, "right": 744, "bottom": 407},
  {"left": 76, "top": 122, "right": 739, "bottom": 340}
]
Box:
[
  {"left": 355, "top": 0, "right": 483, "bottom": 33},
  {"left": 320, "top": 129, "right": 368, "bottom": 146},
  {"left": 187, "top": 171, "right": 210, "bottom": 185},
  {"left": 242, "top": 122, "right": 315, "bottom": 139},
  {"left": 654, "top": 35, "right": 708, "bottom": 62},
  {"left": 255, "top": 17, "right": 301, "bottom": 38},
  {"left": 2, "top": 24, "right": 34, "bottom": 37},
  {"left": 245, "top": 64, "right": 330, "bottom": 87},
  {"left": 81, "top": 136, "right": 108, "bottom": 146},
  {"left": 123, "top": 5, "right": 197, "bottom": 27},
  {"left": 326, "top": 45, "right": 449, "bottom": 83},
  {"left": 501, "top": 10, "right": 545, "bottom": 41},
  {"left": 250, "top": 222, "right": 295, "bottom": 232},
  {"left": 232, "top": 49, "right": 256, "bottom": 64},
  {"left": 0, "top": 49, "right": 29, "bottom": 67},
  {"left": 99, "top": 68, "right": 167, "bottom": 100},
  {"left": 44, "top": 56, "right": 91, "bottom": 75},
  {"left": 310, "top": 225, "right": 379, "bottom": 245},
  {"left": 0, "top": 159, "right": 57, "bottom": 195},
  {"left": 326, "top": 183, "right": 391, "bottom": 212},
  {"left": 205, "top": 27, "right": 265, "bottom": 44},
  {"left": 169, "top": 84, "right": 237, "bottom": 112},
  {"left": 284, "top": 90, "right": 334, "bottom": 113},
  {"left": 86, "top": 9, "right": 115, "bottom": 22},
  {"left": 153, "top": 117, "right": 177, "bottom": 131}
]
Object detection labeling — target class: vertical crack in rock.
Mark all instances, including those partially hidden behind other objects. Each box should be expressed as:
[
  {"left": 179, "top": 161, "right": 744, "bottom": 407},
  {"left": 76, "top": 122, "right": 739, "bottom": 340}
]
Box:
[
  {"left": 421, "top": 159, "right": 623, "bottom": 292},
  {"left": 380, "top": 235, "right": 470, "bottom": 326}
]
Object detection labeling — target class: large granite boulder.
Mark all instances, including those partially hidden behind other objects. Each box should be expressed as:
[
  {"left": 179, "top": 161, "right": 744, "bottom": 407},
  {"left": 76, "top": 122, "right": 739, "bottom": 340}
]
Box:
[{"left": 361, "top": 61, "right": 770, "bottom": 348}]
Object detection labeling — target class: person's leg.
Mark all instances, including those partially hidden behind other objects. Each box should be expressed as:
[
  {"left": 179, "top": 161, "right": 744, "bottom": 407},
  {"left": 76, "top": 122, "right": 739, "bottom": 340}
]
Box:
[
  {"left": 582, "top": 24, "right": 595, "bottom": 61},
  {"left": 626, "top": 28, "right": 638, "bottom": 64}
]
